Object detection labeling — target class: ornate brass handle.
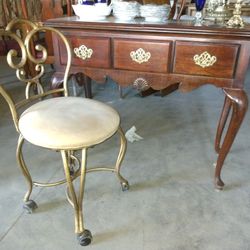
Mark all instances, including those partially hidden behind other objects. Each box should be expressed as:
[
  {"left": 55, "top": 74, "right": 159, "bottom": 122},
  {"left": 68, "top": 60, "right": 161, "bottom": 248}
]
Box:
[
  {"left": 130, "top": 48, "right": 151, "bottom": 64},
  {"left": 74, "top": 45, "right": 93, "bottom": 60},
  {"left": 193, "top": 51, "right": 217, "bottom": 68}
]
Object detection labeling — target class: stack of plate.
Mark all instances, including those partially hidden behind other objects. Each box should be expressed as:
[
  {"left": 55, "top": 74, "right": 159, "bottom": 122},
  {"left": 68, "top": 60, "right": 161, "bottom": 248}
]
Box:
[
  {"left": 140, "top": 4, "right": 171, "bottom": 22},
  {"left": 112, "top": 1, "right": 140, "bottom": 21}
]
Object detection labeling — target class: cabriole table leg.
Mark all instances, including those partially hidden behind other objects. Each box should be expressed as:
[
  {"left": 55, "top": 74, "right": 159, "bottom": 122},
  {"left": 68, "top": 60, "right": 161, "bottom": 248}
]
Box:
[
  {"left": 214, "top": 88, "right": 248, "bottom": 190},
  {"left": 215, "top": 95, "right": 232, "bottom": 153}
]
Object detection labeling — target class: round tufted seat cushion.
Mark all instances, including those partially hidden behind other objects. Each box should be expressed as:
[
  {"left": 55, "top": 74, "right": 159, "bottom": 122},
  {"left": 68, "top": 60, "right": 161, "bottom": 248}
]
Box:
[{"left": 18, "top": 97, "right": 120, "bottom": 150}]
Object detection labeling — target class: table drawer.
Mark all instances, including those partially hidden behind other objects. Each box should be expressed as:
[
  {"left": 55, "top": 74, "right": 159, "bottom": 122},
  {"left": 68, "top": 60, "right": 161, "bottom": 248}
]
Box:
[
  {"left": 173, "top": 41, "right": 239, "bottom": 78},
  {"left": 113, "top": 39, "right": 171, "bottom": 73},
  {"left": 60, "top": 36, "right": 111, "bottom": 68}
]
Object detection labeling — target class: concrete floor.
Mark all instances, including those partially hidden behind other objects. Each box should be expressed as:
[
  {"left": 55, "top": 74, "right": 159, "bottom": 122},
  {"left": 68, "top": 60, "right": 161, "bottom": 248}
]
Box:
[{"left": 1, "top": 57, "right": 250, "bottom": 250}]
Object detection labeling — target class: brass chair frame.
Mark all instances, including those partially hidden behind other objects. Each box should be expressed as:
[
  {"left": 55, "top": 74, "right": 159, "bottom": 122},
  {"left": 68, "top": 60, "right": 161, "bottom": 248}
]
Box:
[{"left": 0, "top": 19, "right": 129, "bottom": 246}]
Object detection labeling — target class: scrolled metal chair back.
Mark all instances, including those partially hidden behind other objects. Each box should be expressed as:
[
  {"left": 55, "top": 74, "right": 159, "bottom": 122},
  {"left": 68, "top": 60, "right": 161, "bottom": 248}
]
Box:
[{"left": 0, "top": 18, "right": 72, "bottom": 132}]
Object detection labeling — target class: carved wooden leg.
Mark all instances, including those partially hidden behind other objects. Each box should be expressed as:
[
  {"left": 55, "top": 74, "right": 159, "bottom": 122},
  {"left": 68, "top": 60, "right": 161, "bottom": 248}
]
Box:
[
  {"left": 215, "top": 96, "right": 232, "bottom": 153},
  {"left": 83, "top": 75, "right": 93, "bottom": 99},
  {"left": 75, "top": 73, "right": 93, "bottom": 99},
  {"left": 51, "top": 71, "right": 64, "bottom": 91},
  {"left": 214, "top": 88, "right": 248, "bottom": 190}
]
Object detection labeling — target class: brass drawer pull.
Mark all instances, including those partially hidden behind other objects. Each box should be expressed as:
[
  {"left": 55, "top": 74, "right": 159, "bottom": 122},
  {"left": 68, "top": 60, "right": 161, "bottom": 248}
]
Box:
[
  {"left": 74, "top": 45, "right": 93, "bottom": 60},
  {"left": 193, "top": 51, "right": 217, "bottom": 68},
  {"left": 130, "top": 48, "right": 151, "bottom": 64}
]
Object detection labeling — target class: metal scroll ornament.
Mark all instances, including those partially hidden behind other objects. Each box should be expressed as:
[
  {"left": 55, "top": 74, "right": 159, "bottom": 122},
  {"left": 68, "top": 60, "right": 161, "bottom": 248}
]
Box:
[
  {"left": 74, "top": 45, "right": 93, "bottom": 60},
  {"left": 193, "top": 51, "right": 217, "bottom": 68},
  {"left": 130, "top": 48, "right": 151, "bottom": 64}
]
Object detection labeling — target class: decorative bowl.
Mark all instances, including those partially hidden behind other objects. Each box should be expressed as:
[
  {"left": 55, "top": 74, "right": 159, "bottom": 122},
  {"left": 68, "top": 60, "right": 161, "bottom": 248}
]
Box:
[{"left": 72, "top": 4, "right": 112, "bottom": 20}]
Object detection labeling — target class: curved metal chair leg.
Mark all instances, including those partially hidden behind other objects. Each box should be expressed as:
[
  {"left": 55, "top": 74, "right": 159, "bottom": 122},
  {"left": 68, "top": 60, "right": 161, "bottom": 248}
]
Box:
[
  {"left": 61, "top": 149, "right": 92, "bottom": 246},
  {"left": 115, "top": 127, "right": 129, "bottom": 191},
  {"left": 16, "top": 135, "right": 37, "bottom": 213}
]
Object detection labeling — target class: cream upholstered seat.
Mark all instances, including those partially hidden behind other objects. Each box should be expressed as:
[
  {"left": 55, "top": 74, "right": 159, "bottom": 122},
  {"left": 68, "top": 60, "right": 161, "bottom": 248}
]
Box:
[
  {"left": 0, "top": 19, "right": 129, "bottom": 246},
  {"left": 19, "top": 97, "right": 120, "bottom": 149}
]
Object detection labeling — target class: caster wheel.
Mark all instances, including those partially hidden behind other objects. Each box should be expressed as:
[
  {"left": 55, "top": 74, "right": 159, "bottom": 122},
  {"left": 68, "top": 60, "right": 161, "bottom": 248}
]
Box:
[
  {"left": 121, "top": 181, "right": 129, "bottom": 191},
  {"left": 77, "top": 229, "right": 92, "bottom": 246},
  {"left": 23, "top": 200, "right": 38, "bottom": 214}
]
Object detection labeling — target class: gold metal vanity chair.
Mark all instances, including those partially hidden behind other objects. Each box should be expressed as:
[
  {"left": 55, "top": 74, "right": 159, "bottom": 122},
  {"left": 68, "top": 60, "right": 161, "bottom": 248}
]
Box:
[{"left": 0, "top": 19, "right": 129, "bottom": 246}]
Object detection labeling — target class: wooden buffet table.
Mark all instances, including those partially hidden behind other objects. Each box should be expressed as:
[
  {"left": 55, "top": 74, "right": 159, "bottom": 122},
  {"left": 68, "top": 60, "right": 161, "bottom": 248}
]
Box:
[{"left": 46, "top": 16, "right": 250, "bottom": 190}]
